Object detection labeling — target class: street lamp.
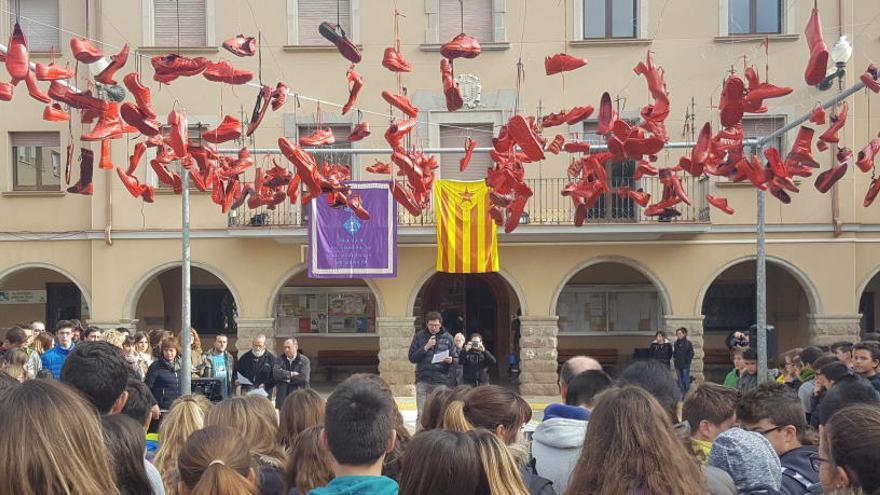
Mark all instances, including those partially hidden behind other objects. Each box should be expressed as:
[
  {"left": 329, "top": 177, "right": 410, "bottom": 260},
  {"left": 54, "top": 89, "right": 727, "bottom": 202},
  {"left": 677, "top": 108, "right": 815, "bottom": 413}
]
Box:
[{"left": 817, "top": 35, "right": 853, "bottom": 91}]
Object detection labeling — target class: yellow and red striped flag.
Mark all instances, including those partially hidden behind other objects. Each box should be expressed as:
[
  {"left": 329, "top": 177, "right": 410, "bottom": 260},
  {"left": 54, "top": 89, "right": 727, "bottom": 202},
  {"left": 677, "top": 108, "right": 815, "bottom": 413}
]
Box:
[{"left": 434, "top": 179, "right": 499, "bottom": 273}]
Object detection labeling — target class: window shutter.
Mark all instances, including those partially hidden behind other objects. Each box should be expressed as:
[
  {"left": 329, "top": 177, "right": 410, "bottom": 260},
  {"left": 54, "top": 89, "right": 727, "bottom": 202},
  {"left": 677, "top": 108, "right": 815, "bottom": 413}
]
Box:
[
  {"left": 13, "top": 0, "right": 60, "bottom": 52},
  {"left": 439, "top": 0, "right": 493, "bottom": 43},
  {"left": 742, "top": 116, "right": 786, "bottom": 151},
  {"left": 439, "top": 124, "right": 492, "bottom": 181},
  {"left": 297, "top": 0, "right": 351, "bottom": 45},
  {"left": 10, "top": 131, "right": 60, "bottom": 147},
  {"left": 154, "top": 0, "right": 207, "bottom": 47}
]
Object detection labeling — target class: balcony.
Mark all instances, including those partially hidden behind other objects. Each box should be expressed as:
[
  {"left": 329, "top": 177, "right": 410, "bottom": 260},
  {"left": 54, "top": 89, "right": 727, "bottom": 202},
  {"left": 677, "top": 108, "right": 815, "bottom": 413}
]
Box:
[{"left": 229, "top": 176, "right": 710, "bottom": 229}]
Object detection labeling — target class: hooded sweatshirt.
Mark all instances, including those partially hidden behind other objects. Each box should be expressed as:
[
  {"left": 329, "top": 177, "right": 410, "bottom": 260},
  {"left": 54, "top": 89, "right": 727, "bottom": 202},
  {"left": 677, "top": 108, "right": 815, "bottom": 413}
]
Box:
[
  {"left": 531, "top": 404, "right": 589, "bottom": 495},
  {"left": 308, "top": 475, "right": 398, "bottom": 495},
  {"left": 779, "top": 445, "right": 820, "bottom": 495},
  {"left": 708, "top": 427, "right": 782, "bottom": 494}
]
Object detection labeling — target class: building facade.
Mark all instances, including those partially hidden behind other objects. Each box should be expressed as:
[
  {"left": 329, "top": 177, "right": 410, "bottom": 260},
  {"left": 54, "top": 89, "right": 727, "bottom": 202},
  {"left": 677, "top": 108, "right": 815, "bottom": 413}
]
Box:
[{"left": 1, "top": 0, "right": 879, "bottom": 395}]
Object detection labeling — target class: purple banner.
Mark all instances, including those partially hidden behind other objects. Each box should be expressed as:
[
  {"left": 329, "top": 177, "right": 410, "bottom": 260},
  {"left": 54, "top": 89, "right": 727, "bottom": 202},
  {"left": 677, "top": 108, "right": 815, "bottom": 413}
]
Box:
[{"left": 308, "top": 181, "right": 397, "bottom": 278}]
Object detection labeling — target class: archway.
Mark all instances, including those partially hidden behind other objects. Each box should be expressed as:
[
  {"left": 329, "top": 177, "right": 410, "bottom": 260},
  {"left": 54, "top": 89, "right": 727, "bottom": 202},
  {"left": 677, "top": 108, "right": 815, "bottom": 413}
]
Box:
[
  {"left": 553, "top": 260, "right": 668, "bottom": 371},
  {"left": 0, "top": 264, "right": 91, "bottom": 332},
  {"left": 412, "top": 272, "right": 523, "bottom": 381},
  {"left": 857, "top": 268, "right": 880, "bottom": 337}
]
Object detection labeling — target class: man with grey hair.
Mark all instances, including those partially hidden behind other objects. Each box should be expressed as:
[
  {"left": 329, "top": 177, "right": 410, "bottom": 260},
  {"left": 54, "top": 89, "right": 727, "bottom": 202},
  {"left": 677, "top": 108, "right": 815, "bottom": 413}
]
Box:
[
  {"left": 273, "top": 338, "right": 310, "bottom": 408},
  {"left": 558, "top": 355, "right": 602, "bottom": 402},
  {"left": 235, "top": 334, "right": 275, "bottom": 395}
]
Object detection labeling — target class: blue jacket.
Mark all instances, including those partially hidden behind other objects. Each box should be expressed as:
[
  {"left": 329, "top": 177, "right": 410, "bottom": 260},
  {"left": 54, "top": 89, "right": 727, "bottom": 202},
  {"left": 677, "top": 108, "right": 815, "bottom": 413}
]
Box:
[
  {"left": 780, "top": 445, "right": 819, "bottom": 495},
  {"left": 41, "top": 343, "right": 74, "bottom": 379},
  {"left": 309, "top": 475, "right": 398, "bottom": 495}
]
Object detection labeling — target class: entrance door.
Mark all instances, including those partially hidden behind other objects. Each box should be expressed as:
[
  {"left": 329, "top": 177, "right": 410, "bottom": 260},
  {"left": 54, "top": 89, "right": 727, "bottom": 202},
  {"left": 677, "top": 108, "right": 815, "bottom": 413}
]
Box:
[{"left": 46, "top": 283, "right": 82, "bottom": 331}]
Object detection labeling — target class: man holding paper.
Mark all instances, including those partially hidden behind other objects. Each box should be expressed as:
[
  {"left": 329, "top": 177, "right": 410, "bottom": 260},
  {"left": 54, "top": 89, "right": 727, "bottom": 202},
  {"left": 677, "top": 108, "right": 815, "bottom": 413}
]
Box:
[{"left": 408, "top": 311, "right": 458, "bottom": 422}]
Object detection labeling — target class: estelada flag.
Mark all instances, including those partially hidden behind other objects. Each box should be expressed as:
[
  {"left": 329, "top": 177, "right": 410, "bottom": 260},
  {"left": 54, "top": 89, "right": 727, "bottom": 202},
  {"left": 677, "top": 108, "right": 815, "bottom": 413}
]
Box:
[{"left": 433, "top": 179, "right": 499, "bottom": 273}]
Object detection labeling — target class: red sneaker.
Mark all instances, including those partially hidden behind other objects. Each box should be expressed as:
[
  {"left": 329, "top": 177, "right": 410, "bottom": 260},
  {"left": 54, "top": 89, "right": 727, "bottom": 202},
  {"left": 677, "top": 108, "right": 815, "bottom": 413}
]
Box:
[
  {"left": 36, "top": 62, "right": 74, "bottom": 81},
  {"left": 299, "top": 127, "right": 336, "bottom": 147},
  {"left": 43, "top": 103, "right": 70, "bottom": 122},
  {"left": 348, "top": 121, "right": 371, "bottom": 142},
  {"left": 440, "top": 33, "right": 481, "bottom": 60},
  {"left": 507, "top": 114, "right": 545, "bottom": 162},
  {"left": 202, "top": 115, "right": 242, "bottom": 144},
  {"left": 544, "top": 53, "right": 588, "bottom": 76},
  {"left": 95, "top": 43, "right": 129, "bottom": 85},
  {"left": 223, "top": 34, "right": 257, "bottom": 57},
  {"left": 382, "top": 91, "right": 419, "bottom": 118},
  {"left": 382, "top": 47, "right": 412, "bottom": 72},
  {"left": 67, "top": 149, "right": 95, "bottom": 195},
  {"left": 203, "top": 60, "right": 254, "bottom": 85},
  {"left": 271, "top": 82, "right": 290, "bottom": 111},
  {"left": 318, "top": 22, "right": 362, "bottom": 63},
  {"left": 857, "top": 138, "right": 880, "bottom": 173},
  {"left": 383, "top": 118, "right": 417, "bottom": 150},
  {"left": 70, "top": 37, "right": 104, "bottom": 64},
  {"left": 5, "top": 23, "right": 29, "bottom": 83},
  {"left": 803, "top": 8, "right": 829, "bottom": 86}
]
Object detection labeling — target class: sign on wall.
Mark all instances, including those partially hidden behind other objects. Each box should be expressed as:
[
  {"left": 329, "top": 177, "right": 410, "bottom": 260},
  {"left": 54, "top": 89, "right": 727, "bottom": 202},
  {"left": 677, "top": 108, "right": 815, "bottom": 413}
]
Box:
[{"left": 0, "top": 290, "right": 47, "bottom": 304}]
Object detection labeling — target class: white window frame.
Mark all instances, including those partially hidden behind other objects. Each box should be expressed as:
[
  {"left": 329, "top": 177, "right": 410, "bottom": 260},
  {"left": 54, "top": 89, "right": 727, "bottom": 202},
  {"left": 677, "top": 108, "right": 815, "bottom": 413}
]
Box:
[
  {"left": 557, "top": 284, "right": 662, "bottom": 334},
  {"left": 9, "top": 131, "right": 62, "bottom": 192},
  {"left": 283, "top": 111, "right": 359, "bottom": 177},
  {"left": 286, "top": 0, "right": 360, "bottom": 46},
  {"left": 428, "top": 110, "right": 502, "bottom": 179},
  {"left": 141, "top": 0, "right": 216, "bottom": 47},
  {"left": 572, "top": 0, "right": 648, "bottom": 40},
  {"left": 424, "top": 0, "right": 506, "bottom": 44},
  {"left": 7, "top": 0, "right": 61, "bottom": 53},
  {"left": 718, "top": 0, "right": 795, "bottom": 37}
]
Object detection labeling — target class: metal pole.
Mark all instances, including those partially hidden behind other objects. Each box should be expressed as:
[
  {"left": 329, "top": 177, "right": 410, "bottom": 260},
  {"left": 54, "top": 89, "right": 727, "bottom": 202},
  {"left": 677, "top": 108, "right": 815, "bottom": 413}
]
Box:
[
  {"left": 180, "top": 171, "right": 192, "bottom": 395},
  {"left": 755, "top": 144, "right": 768, "bottom": 383}
]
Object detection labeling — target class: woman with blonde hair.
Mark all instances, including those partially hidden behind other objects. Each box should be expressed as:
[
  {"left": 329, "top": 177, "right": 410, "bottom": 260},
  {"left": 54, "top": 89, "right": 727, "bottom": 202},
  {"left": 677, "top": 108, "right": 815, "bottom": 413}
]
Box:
[
  {"left": 153, "top": 394, "right": 213, "bottom": 493},
  {"left": 284, "top": 425, "right": 334, "bottom": 495},
  {"left": 0, "top": 380, "right": 119, "bottom": 494},
  {"left": 279, "top": 388, "right": 325, "bottom": 451},
  {"left": 177, "top": 426, "right": 258, "bottom": 495},
  {"left": 565, "top": 386, "right": 707, "bottom": 495},
  {"left": 469, "top": 429, "right": 530, "bottom": 495},
  {"left": 185, "top": 328, "right": 204, "bottom": 378},
  {"left": 103, "top": 329, "right": 126, "bottom": 348},
  {"left": 205, "top": 395, "right": 286, "bottom": 494}
]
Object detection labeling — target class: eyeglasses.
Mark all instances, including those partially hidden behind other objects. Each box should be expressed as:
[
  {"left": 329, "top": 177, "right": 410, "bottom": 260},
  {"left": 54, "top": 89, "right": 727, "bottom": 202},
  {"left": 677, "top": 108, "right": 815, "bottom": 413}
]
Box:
[
  {"left": 747, "top": 425, "right": 788, "bottom": 436},
  {"left": 809, "top": 453, "right": 829, "bottom": 472}
]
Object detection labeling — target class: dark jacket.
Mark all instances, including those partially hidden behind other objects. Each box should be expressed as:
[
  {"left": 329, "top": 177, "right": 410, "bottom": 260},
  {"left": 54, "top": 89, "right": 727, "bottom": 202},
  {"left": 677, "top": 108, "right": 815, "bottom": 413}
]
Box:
[
  {"left": 867, "top": 373, "right": 880, "bottom": 393},
  {"left": 673, "top": 338, "right": 695, "bottom": 369},
  {"left": 235, "top": 350, "right": 275, "bottom": 391},
  {"left": 144, "top": 357, "right": 181, "bottom": 410},
  {"left": 521, "top": 458, "right": 555, "bottom": 495},
  {"left": 407, "top": 329, "right": 458, "bottom": 385},
  {"left": 461, "top": 347, "right": 496, "bottom": 386},
  {"left": 649, "top": 341, "right": 673, "bottom": 365},
  {"left": 273, "top": 353, "right": 310, "bottom": 408},
  {"left": 780, "top": 445, "right": 819, "bottom": 495}
]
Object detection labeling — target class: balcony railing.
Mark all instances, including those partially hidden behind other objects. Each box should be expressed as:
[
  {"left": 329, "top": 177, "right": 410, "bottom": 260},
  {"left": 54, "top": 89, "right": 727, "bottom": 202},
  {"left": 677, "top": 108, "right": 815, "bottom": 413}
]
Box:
[{"left": 228, "top": 176, "right": 711, "bottom": 229}]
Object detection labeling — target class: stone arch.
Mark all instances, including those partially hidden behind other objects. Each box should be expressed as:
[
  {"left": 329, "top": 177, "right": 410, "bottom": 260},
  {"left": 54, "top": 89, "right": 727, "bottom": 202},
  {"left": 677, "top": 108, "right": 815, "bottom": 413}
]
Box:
[
  {"left": 0, "top": 262, "right": 92, "bottom": 309},
  {"left": 406, "top": 267, "right": 529, "bottom": 317},
  {"left": 265, "top": 264, "right": 387, "bottom": 319},
  {"left": 856, "top": 266, "right": 880, "bottom": 314},
  {"left": 548, "top": 255, "right": 673, "bottom": 317}
]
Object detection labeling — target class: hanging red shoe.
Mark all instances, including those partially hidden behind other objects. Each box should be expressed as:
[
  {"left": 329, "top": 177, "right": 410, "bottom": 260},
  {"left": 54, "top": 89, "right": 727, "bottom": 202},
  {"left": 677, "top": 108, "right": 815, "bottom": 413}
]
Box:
[
  {"left": 6, "top": 23, "right": 29, "bottom": 83},
  {"left": 0, "top": 82, "right": 12, "bottom": 101},
  {"left": 865, "top": 177, "right": 880, "bottom": 207},
  {"left": 597, "top": 92, "right": 617, "bottom": 136},
  {"left": 202, "top": 115, "right": 242, "bottom": 144},
  {"left": 119, "top": 103, "right": 161, "bottom": 137},
  {"left": 348, "top": 121, "right": 371, "bottom": 142},
  {"left": 564, "top": 106, "right": 594, "bottom": 125},
  {"left": 246, "top": 85, "right": 273, "bottom": 137},
  {"left": 122, "top": 72, "right": 157, "bottom": 119},
  {"left": 803, "top": 7, "right": 829, "bottom": 86},
  {"left": 441, "top": 58, "right": 463, "bottom": 112},
  {"left": 440, "top": 33, "right": 481, "bottom": 60},
  {"left": 384, "top": 118, "right": 416, "bottom": 150},
  {"left": 299, "top": 128, "right": 336, "bottom": 147},
  {"left": 70, "top": 37, "right": 104, "bottom": 64},
  {"left": 347, "top": 193, "right": 370, "bottom": 220},
  {"left": 152, "top": 157, "right": 183, "bottom": 193},
  {"left": 546, "top": 134, "right": 565, "bottom": 155},
  {"left": 563, "top": 141, "right": 591, "bottom": 154},
  {"left": 318, "top": 22, "right": 362, "bottom": 63},
  {"left": 381, "top": 91, "right": 419, "bottom": 118},
  {"left": 151, "top": 54, "right": 210, "bottom": 83},
  {"left": 504, "top": 183, "right": 533, "bottom": 233},
  {"left": 507, "top": 114, "right": 545, "bottom": 162},
  {"left": 743, "top": 65, "right": 793, "bottom": 107},
  {"left": 24, "top": 72, "right": 51, "bottom": 103},
  {"left": 382, "top": 46, "right": 412, "bottom": 72},
  {"left": 860, "top": 64, "right": 880, "bottom": 93},
  {"left": 83, "top": 102, "right": 128, "bottom": 141},
  {"left": 544, "top": 53, "right": 587, "bottom": 76},
  {"left": 459, "top": 137, "right": 477, "bottom": 171},
  {"left": 719, "top": 74, "right": 746, "bottom": 128},
  {"left": 278, "top": 137, "right": 321, "bottom": 193},
  {"left": 815, "top": 162, "right": 848, "bottom": 194},
  {"left": 706, "top": 194, "right": 735, "bottom": 215},
  {"left": 785, "top": 126, "right": 820, "bottom": 170},
  {"left": 768, "top": 184, "right": 791, "bottom": 204},
  {"left": 634, "top": 160, "right": 659, "bottom": 179},
  {"left": 127, "top": 142, "right": 148, "bottom": 175},
  {"left": 810, "top": 104, "right": 826, "bottom": 125},
  {"left": 203, "top": 60, "right": 254, "bottom": 85},
  {"left": 36, "top": 62, "right": 74, "bottom": 81},
  {"left": 116, "top": 167, "right": 143, "bottom": 198},
  {"left": 659, "top": 168, "right": 691, "bottom": 205},
  {"left": 95, "top": 43, "right": 129, "bottom": 85},
  {"left": 366, "top": 160, "right": 391, "bottom": 174},
  {"left": 271, "top": 82, "right": 290, "bottom": 111},
  {"left": 167, "top": 109, "right": 188, "bottom": 158},
  {"left": 819, "top": 102, "right": 848, "bottom": 144},
  {"left": 857, "top": 139, "right": 880, "bottom": 173},
  {"left": 67, "top": 149, "right": 95, "bottom": 195},
  {"left": 342, "top": 66, "right": 363, "bottom": 115},
  {"left": 633, "top": 51, "right": 668, "bottom": 101},
  {"left": 223, "top": 34, "right": 257, "bottom": 57},
  {"left": 42, "top": 103, "right": 69, "bottom": 122},
  {"left": 389, "top": 180, "right": 422, "bottom": 216},
  {"left": 541, "top": 110, "right": 567, "bottom": 128}
]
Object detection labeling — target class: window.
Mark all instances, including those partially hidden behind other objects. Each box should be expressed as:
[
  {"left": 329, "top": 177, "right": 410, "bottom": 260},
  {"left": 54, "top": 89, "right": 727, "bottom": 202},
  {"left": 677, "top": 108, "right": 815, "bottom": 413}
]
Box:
[
  {"left": 728, "top": 0, "right": 781, "bottom": 35},
  {"left": 742, "top": 115, "right": 786, "bottom": 154},
  {"left": 439, "top": 0, "right": 493, "bottom": 42},
  {"left": 10, "top": 132, "right": 61, "bottom": 192},
  {"left": 702, "top": 282, "right": 756, "bottom": 331},
  {"left": 557, "top": 285, "right": 661, "bottom": 333},
  {"left": 580, "top": 122, "right": 636, "bottom": 222},
  {"left": 439, "top": 123, "right": 492, "bottom": 181},
  {"left": 584, "top": 0, "right": 637, "bottom": 39},
  {"left": 275, "top": 287, "right": 376, "bottom": 334},
  {"left": 295, "top": 0, "right": 352, "bottom": 45},
  {"left": 11, "top": 0, "right": 60, "bottom": 52},
  {"left": 297, "top": 124, "right": 353, "bottom": 170},
  {"left": 191, "top": 288, "right": 237, "bottom": 334},
  {"left": 153, "top": 0, "right": 207, "bottom": 47}
]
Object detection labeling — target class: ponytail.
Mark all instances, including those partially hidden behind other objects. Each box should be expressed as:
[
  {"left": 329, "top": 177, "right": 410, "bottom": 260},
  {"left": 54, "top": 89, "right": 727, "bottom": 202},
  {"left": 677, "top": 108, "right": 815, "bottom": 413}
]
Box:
[
  {"left": 178, "top": 427, "right": 258, "bottom": 495},
  {"left": 190, "top": 462, "right": 257, "bottom": 495},
  {"left": 442, "top": 400, "right": 475, "bottom": 432}
]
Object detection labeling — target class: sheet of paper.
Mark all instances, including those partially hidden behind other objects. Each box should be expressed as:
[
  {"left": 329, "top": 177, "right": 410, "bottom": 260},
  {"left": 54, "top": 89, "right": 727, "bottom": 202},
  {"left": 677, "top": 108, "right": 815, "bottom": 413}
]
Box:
[
  {"left": 236, "top": 372, "right": 253, "bottom": 386},
  {"left": 431, "top": 349, "right": 450, "bottom": 364}
]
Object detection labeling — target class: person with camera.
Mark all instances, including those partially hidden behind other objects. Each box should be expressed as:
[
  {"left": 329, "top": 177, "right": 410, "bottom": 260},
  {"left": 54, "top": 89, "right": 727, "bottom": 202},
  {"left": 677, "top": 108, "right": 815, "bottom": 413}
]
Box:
[
  {"left": 461, "top": 333, "right": 496, "bottom": 386},
  {"left": 408, "top": 311, "right": 458, "bottom": 422}
]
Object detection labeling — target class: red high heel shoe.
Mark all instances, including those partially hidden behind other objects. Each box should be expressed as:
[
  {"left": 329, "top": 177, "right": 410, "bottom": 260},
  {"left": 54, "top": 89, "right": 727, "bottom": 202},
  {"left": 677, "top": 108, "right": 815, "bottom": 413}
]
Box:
[
  {"left": 95, "top": 43, "right": 129, "bottom": 85},
  {"left": 819, "top": 102, "right": 848, "bottom": 144},
  {"left": 342, "top": 66, "right": 363, "bottom": 115}
]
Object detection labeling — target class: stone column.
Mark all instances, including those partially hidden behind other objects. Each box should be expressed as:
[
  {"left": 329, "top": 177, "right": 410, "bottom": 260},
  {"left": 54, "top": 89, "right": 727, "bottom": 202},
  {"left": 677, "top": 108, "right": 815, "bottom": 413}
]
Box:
[
  {"left": 377, "top": 316, "right": 417, "bottom": 397},
  {"left": 518, "top": 315, "right": 559, "bottom": 396},
  {"left": 236, "top": 317, "right": 277, "bottom": 354},
  {"left": 664, "top": 315, "right": 706, "bottom": 382},
  {"left": 808, "top": 314, "right": 863, "bottom": 346}
]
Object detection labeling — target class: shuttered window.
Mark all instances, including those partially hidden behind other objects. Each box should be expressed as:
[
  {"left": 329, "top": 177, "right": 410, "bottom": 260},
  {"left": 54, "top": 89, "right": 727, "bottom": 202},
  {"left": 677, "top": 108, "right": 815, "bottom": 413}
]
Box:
[
  {"left": 154, "top": 0, "right": 207, "bottom": 47},
  {"left": 10, "top": 132, "right": 61, "bottom": 191},
  {"left": 439, "top": 123, "right": 492, "bottom": 181},
  {"left": 298, "top": 124, "right": 352, "bottom": 169},
  {"left": 11, "top": 0, "right": 60, "bottom": 52},
  {"left": 297, "top": 0, "right": 351, "bottom": 46},
  {"left": 439, "top": 0, "right": 493, "bottom": 43},
  {"left": 742, "top": 116, "right": 786, "bottom": 153}
]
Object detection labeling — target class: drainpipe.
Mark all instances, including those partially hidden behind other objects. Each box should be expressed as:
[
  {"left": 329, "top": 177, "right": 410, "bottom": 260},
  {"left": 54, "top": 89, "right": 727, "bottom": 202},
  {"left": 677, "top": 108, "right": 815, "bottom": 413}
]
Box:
[{"left": 831, "top": 0, "right": 844, "bottom": 237}]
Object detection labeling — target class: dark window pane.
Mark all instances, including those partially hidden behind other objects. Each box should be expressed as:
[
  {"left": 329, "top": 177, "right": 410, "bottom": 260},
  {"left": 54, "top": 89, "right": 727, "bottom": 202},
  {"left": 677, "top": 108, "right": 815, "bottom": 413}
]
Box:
[
  {"left": 611, "top": 0, "right": 636, "bottom": 38},
  {"left": 755, "top": 0, "right": 781, "bottom": 33},
  {"left": 728, "top": 0, "right": 750, "bottom": 34},
  {"left": 584, "top": 0, "right": 606, "bottom": 38}
]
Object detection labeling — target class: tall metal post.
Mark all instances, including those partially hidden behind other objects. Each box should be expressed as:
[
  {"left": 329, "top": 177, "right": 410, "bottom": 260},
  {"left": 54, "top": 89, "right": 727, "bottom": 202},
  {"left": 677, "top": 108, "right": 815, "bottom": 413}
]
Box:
[
  {"left": 755, "top": 145, "right": 768, "bottom": 382},
  {"left": 180, "top": 171, "right": 192, "bottom": 395}
]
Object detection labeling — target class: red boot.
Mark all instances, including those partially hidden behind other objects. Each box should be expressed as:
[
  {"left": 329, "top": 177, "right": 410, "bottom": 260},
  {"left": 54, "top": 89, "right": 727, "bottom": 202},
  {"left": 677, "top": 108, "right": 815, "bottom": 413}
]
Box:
[
  {"left": 857, "top": 138, "right": 880, "bottom": 173},
  {"left": 804, "top": 7, "right": 829, "bottom": 86},
  {"left": 706, "top": 194, "right": 735, "bottom": 215},
  {"left": 440, "top": 33, "right": 481, "bottom": 60},
  {"left": 785, "top": 126, "right": 820, "bottom": 170},
  {"left": 544, "top": 53, "right": 587, "bottom": 76},
  {"left": 167, "top": 109, "right": 188, "bottom": 158},
  {"left": 43, "top": 103, "right": 69, "bottom": 122},
  {"left": 70, "top": 38, "right": 104, "bottom": 64},
  {"left": 122, "top": 72, "right": 157, "bottom": 119},
  {"left": 382, "top": 46, "right": 412, "bottom": 72},
  {"left": 203, "top": 60, "right": 254, "bottom": 85},
  {"left": 5, "top": 23, "right": 29, "bottom": 83},
  {"left": 67, "top": 149, "right": 95, "bottom": 195},
  {"left": 381, "top": 91, "right": 419, "bottom": 118},
  {"left": 348, "top": 121, "right": 371, "bottom": 142},
  {"left": 810, "top": 104, "right": 826, "bottom": 125},
  {"left": 507, "top": 114, "right": 545, "bottom": 162},
  {"left": 597, "top": 92, "right": 617, "bottom": 136},
  {"left": 719, "top": 74, "right": 746, "bottom": 128},
  {"left": 120, "top": 103, "right": 161, "bottom": 137},
  {"left": 36, "top": 62, "right": 74, "bottom": 81},
  {"left": 342, "top": 66, "right": 363, "bottom": 115},
  {"left": 223, "top": 34, "right": 257, "bottom": 57},
  {"left": 860, "top": 64, "right": 880, "bottom": 93},
  {"left": 202, "top": 115, "right": 242, "bottom": 144},
  {"left": 95, "top": 43, "right": 129, "bottom": 85},
  {"left": 82, "top": 102, "right": 127, "bottom": 141},
  {"left": 318, "top": 22, "right": 362, "bottom": 63},
  {"left": 819, "top": 102, "right": 848, "bottom": 144}
]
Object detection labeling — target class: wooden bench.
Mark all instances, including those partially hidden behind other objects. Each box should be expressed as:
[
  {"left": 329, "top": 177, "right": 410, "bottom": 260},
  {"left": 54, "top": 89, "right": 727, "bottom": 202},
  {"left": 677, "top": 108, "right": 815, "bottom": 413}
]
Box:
[
  {"left": 704, "top": 348, "right": 733, "bottom": 366},
  {"left": 317, "top": 350, "right": 379, "bottom": 382},
  {"left": 557, "top": 348, "right": 620, "bottom": 371}
]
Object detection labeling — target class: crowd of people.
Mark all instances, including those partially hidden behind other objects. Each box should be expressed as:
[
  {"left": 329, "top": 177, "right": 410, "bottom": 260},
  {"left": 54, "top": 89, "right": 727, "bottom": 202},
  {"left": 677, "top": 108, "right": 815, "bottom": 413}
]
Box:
[{"left": 1, "top": 315, "right": 880, "bottom": 495}]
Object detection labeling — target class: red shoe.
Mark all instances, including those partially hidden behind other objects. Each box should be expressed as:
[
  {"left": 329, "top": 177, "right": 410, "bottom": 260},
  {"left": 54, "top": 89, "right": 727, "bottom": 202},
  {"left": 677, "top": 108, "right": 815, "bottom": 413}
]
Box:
[
  {"left": 151, "top": 54, "right": 209, "bottom": 82},
  {"left": 819, "top": 102, "right": 848, "bottom": 144},
  {"left": 440, "top": 33, "right": 481, "bottom": 60},
  {"left": 382, "top": 91, "right": 419, "bottom": 118},
  {"left": 127, "top": 142, "right": 148, "bottom": 175},
  {"left": 785, "top": 126, "right": 820, "bottom": 170},
  {"left": 43, "top": 103, "right": 69, "bottom": 122},
  {"left": 804, "top": 8, "right": 829, "bottom": 86},
  {"left": 347, "top": 193, "right": 370, "bottom": 220},
  {"left": 97, "top": 139, "right": 113, "bottom": 170},
  {"left": 504, "top": 183, "right": 533, "bottom": 233},
  {"left": 203, "top": 60, "right": 254, "bottom": 85},
  {"left": 119, "top": 102, "right": 161, "bottom": 136},
  {"left": 202, "top": 115, "right": 242, "bottom": 143},
  {"left": 857, "top": 139, "right": 880, "bottom": 173},
  {"left": 95, "top": 43, "right": 129, "bottom": 85},
  {"left": 211, "top": 174, "right": 226, "bottom": 205},
  {"left": 116, "top": 167, "right": 143, "bottom": 198},
  {"left": 459, "top": 137, "right": 477, "bottom": 171},
  {"left": 659, "top": 168, "right": 691, "bottom": 205},
  {"left": 865, "top": 177, "right": 880, "bottom": 207},
  {"left": 597, "top": 92, "right": 617, "bottom": 136},
  {"left": 70, "top": 37, "right": 104, "bottom": 64},
  {"left": 342, "top": 66, "right": 363, "bottom": 115},
  {"left": 507, "top": 114, "right": 545, "bottom": 162},
  {"left": 152, "top": 158, "right": 183, "bottom": 193},
  {"left": 860, "top": 64, "right": 880, "bottom": 93},
  {"left": 246, "top": 84, "right": 273, "bottom": 137},
  {"left": 441, "top": 59, "right": 463, "bottom": 112},
  {"left": 36, "top": 62, "right": 74, "bottom": 81},
  {"left": 743, "top": 66, "right": 793, "bottom": 107},
  {"left": 546, "top": 134, "right": 565, "bottom": 155},
  {"left": 299, "top": 127, "right": 336, "bottom": 147},
  {"left": 382, "top": 47, "right": 412, "bottom": 72},
  {"left": 348, "top": 121, "right": 371, "bottom": 142},
  {"left": 564, "top": 106, "right": 594, "bottom": 125},
  {"left": 768, "top": 184, "right": 791, "bottom": 204},
  {"left": 563, "top": 141, "right": 590, "bottom": 153},
  {"left": 0, "top": 82, "right": 12, "bottom": 101},
  {"left": 544, "top": 53, "right": 587, "bottom": 76},
  {"left": 82, "top": 102, "right": 127, "bottom": 141},
  {"left": 389, "top": 180, "right": 422, "bottom": 216},
  {"left": 223, "top": 34, "right": 257, "bottom": 57},
  {"left": 815, "top": 161, "right": 848, "bottom": 193},
  {"left": 271, "top": 82, "right": 290, "bottom": 111},
  {"left": 384, "top": 118, "right": 417, "bottom": 149},
  {"left": 24, "top": 72, "right": 51, "bottom": 103},
  {"left": 167, "top": 109, "right": 188, "bottom": 158},
  {"left": 67, "top": 149, "right": 95, "bottom": 195},
  {"left": 541, "top": 110, "right": 568, "bottom": 128},
  {"left": 634, "top": 160, "right": 659, "bottom": 179},
  {"left": 719, "top": 74, "right": 746, "bottom": 128},
  {"left": 285, "top": 175, "right": 302, "bottom": 203},
  {"left": 278, "top": 137, "right": 321, "bottom": 193},
  {"left": 366, "top": 160, "right": 391, "bottom": 174},
  {"left": 633, "top": 51, "right": 668, "bottom": 101},
  {"left": 5, "top": 23, "right": 29, "bottom": 83},
  {"left": 628, "top": 188, "right": 651, "bottom": 207},
  {"left": 318, "top": 22, "right": 362, "bottom": 63},
  {"left": 810, "top": 104, "right": 826, "bottom": 125},
  {"left": 122, "top": 73, "right": 157, "bottom": 119}
]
